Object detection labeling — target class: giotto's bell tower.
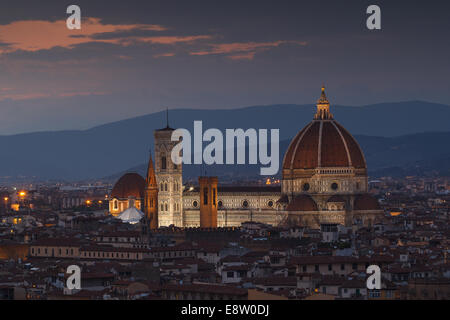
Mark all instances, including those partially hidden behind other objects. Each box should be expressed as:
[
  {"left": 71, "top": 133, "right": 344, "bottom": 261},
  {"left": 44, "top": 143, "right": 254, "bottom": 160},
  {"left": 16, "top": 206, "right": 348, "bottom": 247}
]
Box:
[{"left": 153, "top": 113, "right": 183, "bottom": 227}]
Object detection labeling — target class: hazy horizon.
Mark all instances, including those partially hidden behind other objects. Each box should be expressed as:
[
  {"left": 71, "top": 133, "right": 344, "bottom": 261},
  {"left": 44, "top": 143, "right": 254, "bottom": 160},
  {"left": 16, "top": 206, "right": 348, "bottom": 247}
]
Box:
[{"left": 1, "top": 99, "right": 450, "bottom": 136}]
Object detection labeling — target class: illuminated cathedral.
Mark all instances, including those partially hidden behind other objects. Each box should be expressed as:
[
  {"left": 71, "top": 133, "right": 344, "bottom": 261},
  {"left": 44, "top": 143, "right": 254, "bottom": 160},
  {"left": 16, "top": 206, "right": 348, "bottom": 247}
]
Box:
[{"left": 109, "top": 86, "right": 383, "bottom": 229}]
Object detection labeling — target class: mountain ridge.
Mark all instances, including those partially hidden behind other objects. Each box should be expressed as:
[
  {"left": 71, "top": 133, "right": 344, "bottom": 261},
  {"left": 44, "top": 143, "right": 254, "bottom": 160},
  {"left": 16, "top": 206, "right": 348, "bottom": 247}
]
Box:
[{"left": 0, "top": 100, "right": 449, "bottom": 182}]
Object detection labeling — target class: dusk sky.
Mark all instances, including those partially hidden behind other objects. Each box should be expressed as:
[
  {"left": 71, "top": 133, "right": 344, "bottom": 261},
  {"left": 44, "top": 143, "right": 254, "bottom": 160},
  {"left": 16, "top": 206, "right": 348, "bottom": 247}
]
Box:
[{"left": 0, "top": 0, "right": 449, "bottom": 134}]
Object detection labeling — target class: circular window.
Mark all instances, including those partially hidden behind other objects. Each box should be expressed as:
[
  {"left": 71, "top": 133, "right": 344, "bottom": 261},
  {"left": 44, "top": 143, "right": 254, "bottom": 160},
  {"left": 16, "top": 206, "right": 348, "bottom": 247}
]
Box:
[
  {"left": 242, "top": 200, "right": 249, "bottom": 208},
  {"left": 303, "top": 183, "right": 310, "bottom": 191},
  {"left": 192, "top": 201, "right": 198, "bottom": 208},
  {"left": 331, "top": 183, "right": 339, "bottom": 191},
  {"left": 268, "top": 200, "right": 274, "bottom": 208},
  {"left": 218, "top": 200, "right": 223, "bottom": 208}
]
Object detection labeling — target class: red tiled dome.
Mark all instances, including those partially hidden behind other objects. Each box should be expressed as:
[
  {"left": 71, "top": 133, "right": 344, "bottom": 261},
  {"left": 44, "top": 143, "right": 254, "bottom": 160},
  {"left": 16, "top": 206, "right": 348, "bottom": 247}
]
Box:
[
  {"left": 354, "top": 194, "right": 380, "bottom": 210},
  {"left": 286, "top": 194, "right": 318, "bottom": 211},
  {"left": 111, "top": 173, "right": 145, "bottom": 199},
  {"left": 283, "top": 120, "right": 366, "bottom": 170},
  {"left": 282, "top": 86, "right": 366, "bottom": 172}
]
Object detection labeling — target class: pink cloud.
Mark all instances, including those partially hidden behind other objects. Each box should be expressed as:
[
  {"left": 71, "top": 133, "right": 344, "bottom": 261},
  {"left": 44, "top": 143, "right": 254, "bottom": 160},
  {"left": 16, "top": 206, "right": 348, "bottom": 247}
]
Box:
[
  {"left": 0, "top": 89, "right": 108, "bottom": 101},
  {"left": 136, "top": 35, "right": 211, "bottom": 45},
  {"left": 58, "top": 91, "right": 108, "bottom": 97},
  {"left": 191, "top": 40, "right": 307, "bottom": 59},
  {"left": 0, "top": 18, "right": 210, "bottom": 53},
  {"left": 153, "top": 52, "right": 176, "bottom": 58},
  {"left": 228, "top": 52, "right": 256, "bottom": 60},
  {"left": 0, "top": 92, "right": 51, "bottom": 101}
]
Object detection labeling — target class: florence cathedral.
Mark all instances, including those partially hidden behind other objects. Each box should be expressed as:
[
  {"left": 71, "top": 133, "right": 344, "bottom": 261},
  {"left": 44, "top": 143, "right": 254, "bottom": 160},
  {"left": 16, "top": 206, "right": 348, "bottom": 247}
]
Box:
[{"left": 108, "top": 87, "right": 383, "bottom": 229}]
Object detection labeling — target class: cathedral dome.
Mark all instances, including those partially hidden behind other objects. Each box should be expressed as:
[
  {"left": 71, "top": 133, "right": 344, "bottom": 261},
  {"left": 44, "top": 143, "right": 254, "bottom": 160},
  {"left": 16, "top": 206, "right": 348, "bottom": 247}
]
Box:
[
  {"left": 111, "top": 173, "right": 145, "bottom": 199},
  {"left": 354, "top": 194, "right": 381, "bottom": 211},
  {"left": 286, "top": 194, "right": 318, "bottom": 211},
  {"left": 282, "top": 86, "right": 366, "bottom": 171}
]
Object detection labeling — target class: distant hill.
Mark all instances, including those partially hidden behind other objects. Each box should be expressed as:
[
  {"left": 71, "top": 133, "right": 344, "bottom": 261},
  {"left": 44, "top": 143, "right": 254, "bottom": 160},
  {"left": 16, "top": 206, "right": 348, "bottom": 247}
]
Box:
[
  {"left": 108, "top": 131, "right": 450, "bottom": 182},
  {"left": 0, "top": 101, "right": 449, "bottom": 181}
]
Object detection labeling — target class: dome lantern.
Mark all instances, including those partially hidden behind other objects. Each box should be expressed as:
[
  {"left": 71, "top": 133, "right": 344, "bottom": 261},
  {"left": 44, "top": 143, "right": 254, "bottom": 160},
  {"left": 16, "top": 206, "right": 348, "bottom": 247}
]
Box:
[{"left": 314, "top": 85, "right": 333, "bottom": 120}]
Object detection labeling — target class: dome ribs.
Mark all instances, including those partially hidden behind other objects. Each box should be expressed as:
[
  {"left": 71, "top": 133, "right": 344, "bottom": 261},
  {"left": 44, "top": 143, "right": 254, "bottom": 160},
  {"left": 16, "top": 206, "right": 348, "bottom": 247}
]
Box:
[
  {"left": 320, "top": 121, "right": 349, "bottom": 167},
  {"left": 317, "top": 121, "right": 323, "bottom": 167},
  {"left": 334, "top": 122, "right": 367, "bottom": 169},
  {"left": 282, "top": 123, "right": 311, "bottom": 169},
  {"left": 292, "top": 121, "right": 320, "bottom": 169},
  {"left": 330, "top": 120, "right": 353, "bottom": 167}
]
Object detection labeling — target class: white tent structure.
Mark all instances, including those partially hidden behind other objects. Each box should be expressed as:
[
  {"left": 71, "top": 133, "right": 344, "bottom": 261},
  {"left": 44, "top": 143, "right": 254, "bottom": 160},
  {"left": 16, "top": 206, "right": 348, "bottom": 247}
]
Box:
[{"left": 116, "top": 206, "right": 144, "bottom": 224}]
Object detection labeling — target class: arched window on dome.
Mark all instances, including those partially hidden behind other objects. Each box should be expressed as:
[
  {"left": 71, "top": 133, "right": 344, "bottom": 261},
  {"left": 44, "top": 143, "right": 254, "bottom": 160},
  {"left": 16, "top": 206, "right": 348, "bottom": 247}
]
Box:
[{"left": 113, "top": 199, "right": 118, "bottom": 210}]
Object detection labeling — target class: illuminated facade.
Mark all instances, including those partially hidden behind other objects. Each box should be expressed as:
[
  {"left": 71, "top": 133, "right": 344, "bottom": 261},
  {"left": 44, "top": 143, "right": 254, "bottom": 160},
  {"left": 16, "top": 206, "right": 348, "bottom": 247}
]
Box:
[
  {"left": 154, "top": 125, "right": 183, "bottom": 227},
  {"left": 109, "top": 173, "right": 145, "bottom": 216},
  {"left": 110, "top": 87, "right": 383, "bottom": 228}
]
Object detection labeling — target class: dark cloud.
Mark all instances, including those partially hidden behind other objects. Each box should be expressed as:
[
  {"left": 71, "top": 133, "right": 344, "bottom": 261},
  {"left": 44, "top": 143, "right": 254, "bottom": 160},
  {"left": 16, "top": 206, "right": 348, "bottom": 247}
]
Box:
[{"left": 0, "top": 0, "right": 448, "bottom": 134}]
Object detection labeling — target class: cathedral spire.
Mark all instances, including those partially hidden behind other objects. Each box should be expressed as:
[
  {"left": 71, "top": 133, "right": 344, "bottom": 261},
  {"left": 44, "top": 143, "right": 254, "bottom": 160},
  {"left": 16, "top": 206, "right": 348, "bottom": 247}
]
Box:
[
  {"left": 146, "top": 152, "right": 157, "bottom": 188},
  {"left": 314, "top": 85, "right": 333, "bottom": 120},
  {"left": 144, "top": 151, "right": 158, "bottom": 229}
]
